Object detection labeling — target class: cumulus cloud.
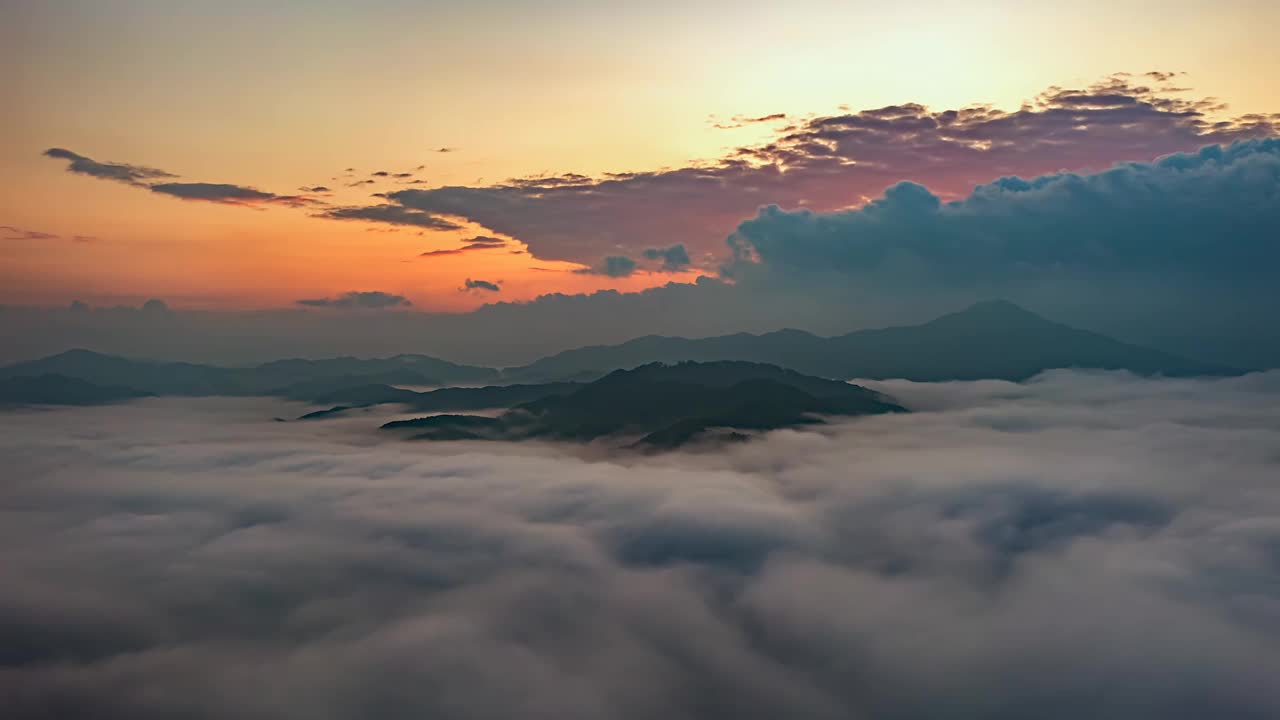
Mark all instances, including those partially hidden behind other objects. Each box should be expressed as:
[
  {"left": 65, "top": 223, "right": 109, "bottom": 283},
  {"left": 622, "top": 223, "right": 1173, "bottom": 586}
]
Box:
[
  {"left": 575, "top": 255, "right": 638, "bottom": 278},
  {"left": 1, "top": 370, "right": 1279, "bottom": 718},
  {"left": 295, "top": 291, "right": 412, "bottom": 309},
  {"left": 728, "top": 138, "right": 1280, "bottom": 287},
  {"left": 331, "top": 76, "right": 1278, "bottom": 265},
  {"left": 464, "top": 278, "right": 501, "bottom": 292},
  {"left": 42, "top": 147, "right": 176, "bottom": 185},
  {"left": 642, "top": 244, "right": 691, "bottom": 271}
]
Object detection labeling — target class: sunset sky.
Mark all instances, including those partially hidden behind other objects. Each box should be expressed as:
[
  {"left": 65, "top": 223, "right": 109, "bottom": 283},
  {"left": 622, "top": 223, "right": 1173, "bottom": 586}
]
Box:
[{"left": 3, "top": 0, "right": 1279, "bottom": 311}]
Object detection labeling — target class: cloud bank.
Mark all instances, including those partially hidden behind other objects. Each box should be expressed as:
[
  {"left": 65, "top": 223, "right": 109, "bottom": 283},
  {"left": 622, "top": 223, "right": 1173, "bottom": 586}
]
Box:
[
  {"left": 338, "top": 76, "right": 1278, "bottom": 264},
  {"left": 729, "top": 138, "right": 1280, "bottom": 288},
  {"left": 1, "top": 370, "right": 1279, "bottom": 718}
]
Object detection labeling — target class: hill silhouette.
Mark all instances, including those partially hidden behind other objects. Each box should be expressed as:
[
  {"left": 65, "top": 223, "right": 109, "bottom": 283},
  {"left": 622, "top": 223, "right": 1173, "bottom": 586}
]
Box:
[
  {"left": 505, "top": 300, "right": 1236, "bottom": 382},
  {"left": 382, "top": 361, "right": 904, "bottom": 448}
]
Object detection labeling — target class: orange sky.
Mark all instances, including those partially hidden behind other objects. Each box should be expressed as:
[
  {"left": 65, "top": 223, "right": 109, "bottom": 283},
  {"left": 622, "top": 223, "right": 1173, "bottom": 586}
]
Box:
[{"left": 3, "top": 0, "right": 1278, "bottom": 311}]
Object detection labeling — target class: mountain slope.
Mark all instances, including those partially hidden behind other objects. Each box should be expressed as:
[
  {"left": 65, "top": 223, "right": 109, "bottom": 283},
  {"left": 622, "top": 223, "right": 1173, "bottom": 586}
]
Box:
[
  {"left": 505, "top": 301, "right": 1236, "bottom": 382},
  {"left": 383, "top": 361, "right": 904, "bottom": 448}
]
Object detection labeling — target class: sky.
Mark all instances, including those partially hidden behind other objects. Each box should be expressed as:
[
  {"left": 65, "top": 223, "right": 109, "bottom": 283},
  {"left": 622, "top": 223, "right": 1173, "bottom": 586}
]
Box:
[{"left": 3, "top": 0, "right": 1279, "bottom": 315}]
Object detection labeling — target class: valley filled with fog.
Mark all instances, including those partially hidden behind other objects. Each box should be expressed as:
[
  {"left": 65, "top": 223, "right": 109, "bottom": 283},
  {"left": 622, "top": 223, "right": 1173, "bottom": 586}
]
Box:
[{"left": 4, "top": 370, "right": 1279, "bottom": 719}]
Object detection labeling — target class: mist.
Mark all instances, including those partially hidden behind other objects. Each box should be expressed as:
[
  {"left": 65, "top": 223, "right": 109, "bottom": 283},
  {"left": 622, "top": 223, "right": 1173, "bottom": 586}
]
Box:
[{"left": 3, "top": 370, "right": 1280, "bottom": 719}]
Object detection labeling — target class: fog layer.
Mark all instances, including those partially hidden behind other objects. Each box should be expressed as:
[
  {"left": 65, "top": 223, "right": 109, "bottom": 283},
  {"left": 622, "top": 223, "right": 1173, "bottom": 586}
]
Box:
[{"left": 3, "top": 371, "right": 1279, "bottom": 719}]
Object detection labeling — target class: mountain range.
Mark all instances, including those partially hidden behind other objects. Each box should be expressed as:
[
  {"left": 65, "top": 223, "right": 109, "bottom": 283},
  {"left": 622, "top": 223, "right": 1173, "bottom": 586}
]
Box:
[
  {"left": 0, "top": 301, "right": 1241, "bottom": 408},
  {"left": 503, "top": 300, "right": 1237, "bottom": 382}
]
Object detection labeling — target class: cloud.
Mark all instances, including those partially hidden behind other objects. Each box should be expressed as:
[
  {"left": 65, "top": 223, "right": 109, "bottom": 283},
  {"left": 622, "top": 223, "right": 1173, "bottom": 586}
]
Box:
[
  {"left": 300, "top": 186, "right": 331, "bottom": 193},
  {"left": 727, "top": 138, "right": 1280, "bottom": 288},
  {"left": 1, "top": 370, "right": 1279, "bottom": 718},
  {"left": 2, "top": 225, "right": 99, "bottom": 242},
  {"left": 42, "top": 147, "right": 176, "bottom": 185},
  {"left": 318, "top": 205, "right": 462, "bottom": 231},
  {"left": 334, "top": 76, "right": 1277, "bottom": 267},
  {"left": 43, "top": 148, "right": 317, "bottom": 208},
  {"left": 574, "top": 255, "right": 638, "bottom": 278},
  {"left": 464, "top": 278, "right": 501, "bottom": 292},
  {"left": 295, "top": 291, "right": 412, "bottom": 309},
  {"left": 1, "top": 225, "right": 59, "bottom": 240},
  {"left": 641, "top": 244, "right": 691, "bottom": 271},
  {"left": 711, "top": 112, "right": 790, "bottom": 129},
  {"left": 149, "top": 182, "right": 315, "bottom": 207},
  {"left": 372, "top": 171, "right": 390, "bottom": 177},
  {"left": 421, "top": 237, "right": 509, "bottom": 257},
  {"left": 437, "top": 147, "right": 456, "bottom": 153}
]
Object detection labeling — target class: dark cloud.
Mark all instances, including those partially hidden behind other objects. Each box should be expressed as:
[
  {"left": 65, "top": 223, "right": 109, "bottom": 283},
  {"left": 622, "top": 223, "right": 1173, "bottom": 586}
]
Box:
[
  {"left": 464, "top": 278, "right": 501, "bottom": 292},
  {"left": 42, "top": 148, "right": 315, "bottom": 209},
  {"left": 299, "top": 186, "right": 331, "bottom": 193},
  {"left": 347, "top": 180, "right": 377, "bottom": 187},
  {"left": 575, "top": 255, "right": 638, "bottom": 277},
  {"left": 728, "top": 138, "right": 1280, "bottom": 287},
  {"left": 437, "top": 147, "right": 456, "bottom": 153},
  {"left": 340, "top": 76, "right": 1277, "bottom": 267},
  {"left": 318, "top": 205, "right": 462, "bottom": 231},
  {"left": 641, "top": 244, "right": 691, "bottom": 271},
  {"left": 393, "top": 173, "right": 413, "bottom": 179},
  {"left": 295, "top": 291, "right": 412, "bottom": 310},
  {"left": 372, "top": 171, "right": 391, "bottom": 177},
  {"left": 149, "top": 183, "right": 315, "bottom": 207},
  {"left": 1, "top": 370, "right": 1279, "bottom": 718},
  {"left": 711, "top": 112, "right": 789, "bottom": 129},
  {"left": 421, "top": 236, "right": 509, "bottom": 257},
  {"left": 42, "top": 147, "right": 176, "bottom": 185}
]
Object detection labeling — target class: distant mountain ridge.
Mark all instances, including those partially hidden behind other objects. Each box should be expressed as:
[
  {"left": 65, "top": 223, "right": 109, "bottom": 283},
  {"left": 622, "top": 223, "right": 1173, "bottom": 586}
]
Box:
[
  {"left": 0, "top": 301, "right": 1239, "bottom": 407},
  {"left": 0, "top": 349, "right": 498, "bottom": 397},
  {"left": 504, "top": 300, "right": 1237, "bottom": 382}
]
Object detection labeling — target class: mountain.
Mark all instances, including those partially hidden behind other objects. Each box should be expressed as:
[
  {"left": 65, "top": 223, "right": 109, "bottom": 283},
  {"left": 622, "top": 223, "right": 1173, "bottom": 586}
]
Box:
[
  {"left": 382, "top": 361, "right": 904, "bottom": 448},
  {"left": 504, "top": 301, "right": 1238, "bottom": 382},
  {"left": 0, "top": 374, "right": 153, "bottom": 406},
  {"left": 0, "top": 349, "right": 498, "bottom": 397}
]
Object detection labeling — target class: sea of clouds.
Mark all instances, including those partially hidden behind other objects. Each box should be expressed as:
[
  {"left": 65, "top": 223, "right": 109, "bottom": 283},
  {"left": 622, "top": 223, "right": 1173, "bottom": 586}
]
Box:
[{"left": 3, "top": 370, "right": 1280, "bottom": 719}]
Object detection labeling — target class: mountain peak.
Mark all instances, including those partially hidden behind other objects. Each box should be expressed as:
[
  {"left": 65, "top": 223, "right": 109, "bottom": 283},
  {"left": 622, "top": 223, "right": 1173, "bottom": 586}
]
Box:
[{"left": 928, "top": 300, "right": 1052, "bottom": 328}]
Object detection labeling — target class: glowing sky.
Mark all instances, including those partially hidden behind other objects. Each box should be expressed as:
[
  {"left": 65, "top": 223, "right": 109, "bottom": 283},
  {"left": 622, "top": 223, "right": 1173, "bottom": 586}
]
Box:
[{"left": 3, "top": 0, "right": 1278, "bottom": 310}]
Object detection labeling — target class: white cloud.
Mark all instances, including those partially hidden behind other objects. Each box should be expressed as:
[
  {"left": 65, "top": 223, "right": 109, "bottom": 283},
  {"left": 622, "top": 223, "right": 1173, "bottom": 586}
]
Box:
[{"left": 2, "top": 371, "right": 1279, "bottom": 718}]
